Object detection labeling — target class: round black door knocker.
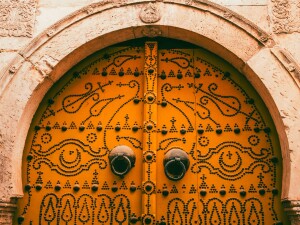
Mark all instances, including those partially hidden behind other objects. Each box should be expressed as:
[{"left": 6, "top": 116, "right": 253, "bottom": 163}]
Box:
[
  {"left": 163, "top": 148, "right": 189, "bottom": 181},
  {"left": 109, "top": 145, "right": 136, "bottom": 177}
]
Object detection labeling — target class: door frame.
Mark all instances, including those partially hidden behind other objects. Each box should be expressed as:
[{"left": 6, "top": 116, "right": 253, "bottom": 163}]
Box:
[{"left": 0, "top": 0, "right": 299, "bottom": 223}]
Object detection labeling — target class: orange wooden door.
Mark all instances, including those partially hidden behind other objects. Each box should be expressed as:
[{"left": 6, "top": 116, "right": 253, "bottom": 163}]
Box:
[{"left": 16, "top": 41, "right": 288, "bottom": 225}]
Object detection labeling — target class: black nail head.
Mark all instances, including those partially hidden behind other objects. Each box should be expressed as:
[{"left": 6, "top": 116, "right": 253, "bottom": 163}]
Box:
[
  {"left": 264, "top": 127, "right": 271, "bottom": 133},
  {"left": 146, "top": 154, "right": 153, "bottom": 161},
  {"left": 112, "top": 186, "right": 118, "bottom": 192},
  {"left": 160, "top": 222, "right": 166, "bottom": 225},
  {"left": 102, "top": 71, "right": 107, "bottom": 76},
  {"left": 130, "top": 217, "right": 138, "bottom": 224},
  {"left": 46, "top": 126, "right": 51, "bottom": 131},
  {"left": 147, "top": 125, "right": 153, "bottom": 130},
  {"left": 161, "top": 74, "right": 166, "bottom": 79},
  {"left": 254, "top": 127, "right": 260, "bottom": 133},
  {"left": 240, "top": 190, "right": 246, "bottom": 197},
  {"left": 79, "top": 125, "right": 85, "bottom": 131},
  {"left": 73, "top": 71, "right": 80, "bottom": 77},
  {"left": 272, "top": 188, "right": 278, "bottom": 195},
  {"left": 180, "top": 129, "right": 186, "bottom": 134},
  {"left": 145, "top": 184, "right": 152, "bottom": 191},
  {"left": 234, "top": 128, "right": 240, "bottom": 134},
  {"left": 132, "top": 126, "right": 138, "bottom": 132},
  {"left": 200, "top": 189, "right": 207, "bottom": 196},
  {"left": 274, "top": 221, "right": 283, "bottom": 225},
  {"left": 115, "top": 126, "right": 121, "bottom": 131},
  {"left": 219, "top": 189, "right": 226, "bottom": 196},
  {"left": 162, "top": 189, "right": 169, "bottom": 196},
  {"left": 35, "top": 184, "right": 42, "bottom": 191},
  {"left": 259, "top": 188, "right": 265, "bottom": 195},
  {"left": 34, "top": 125, "right": 40, "bottom": 131},
  {"left": 224, "top": 72, "right": 231, "bottom": 77},
  {"left": 177, "top": 74, "right": 183, "bottom": 79},
  {"left": 92, "top": 185, "right": 98, "bottom": 192},
  {"left": 271, "top": 156, "right": 278, "bottom": 163},
  {"left": 73, "top": 185, "right": 80, "bottom": 192},
  {"left": 134, "top": 71, "right": 140, "bottom": 77},
  {"left": 103, "top": 53, "right": 110, "bottom": 59},
  {"left": 161, "top": 101, "right": 167, "bottom": 107},
  {"left": 148, "top": 96, "right": 154, "bottom": 101},
  {"left": 194, "top": 73, "right": 200, "bottom": 78},
  {"left": 134, "top": 98, "right": 140, "bottom": 104},
  {"left": 197, "top": 129, "right": 204, "bottom": 134},
  {"left": 62, "top": 126, "right": 67, "bottom": 131},
  {"left": 48, "top": 98, "right": 54, "bottom": 104},
  {"left": 18, "top": 216, "right": 24, "bottom": 223},
  {"left": 27, "top": 154, "right": 33, "bottom": 161},
  {"left": 55, "top": 185, "right": 61, "bottom": 191},
  {"left": 96, "top": 126, "right": 102, "bottom": 131},
  {"left": 130, "top": 185, "right": 136, "bottom": 192},
  {"left": 25, "top": 184, "right": 31, "bottom": 191},
  {"left": 119, "top": 71, "right": 124, "bottom": 76},
  {"left": 216, "top": 128, "right": 222, "bottom": 134},
  {"left": 247, "top": 98, "right": 254, "bottom": 104},
  {"left": 148, "top": 69, "right": 154, "bottom": 74},
  {"left": 145, "top": 218, "right": 152, "bottom": 224},
  {"left": 161, "top": 129, "right": 168, "bottom": 135}
]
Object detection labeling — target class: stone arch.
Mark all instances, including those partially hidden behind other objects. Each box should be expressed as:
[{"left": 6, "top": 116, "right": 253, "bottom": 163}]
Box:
[{"left": 0, "top": 1, "right": 299, "bottom": 216}]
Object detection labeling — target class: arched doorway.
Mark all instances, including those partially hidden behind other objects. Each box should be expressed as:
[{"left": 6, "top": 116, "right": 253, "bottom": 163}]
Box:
[{"left": 15, "top": 39, "right": 288, "bottom": 224}]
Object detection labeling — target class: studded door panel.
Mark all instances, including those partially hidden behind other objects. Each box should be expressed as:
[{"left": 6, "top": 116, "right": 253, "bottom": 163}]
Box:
[{"left": 16, "top": 42, "right": 287, "bottom": 225}]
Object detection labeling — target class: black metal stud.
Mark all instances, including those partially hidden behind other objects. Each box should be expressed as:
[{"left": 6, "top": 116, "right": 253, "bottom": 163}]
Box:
[
  {"left": 200, "top": 189, "right": 207, "bottom": 196},
  {"left": 147, "top": 124, "right": 153, "bottom": 130},
  {"left": 101, "top": 71, "right": 107, "bottom": 76},
  {"left": 25, "top": 184, "right": 31, "bottom": 191},
  {"left": 146, "top": 153, "right": 153, "bottom": 161},
  {"left": 27, "top": 154, "right": 33, "bottom": 161},
  {"left": 234, "top": 128, "right": 240, "bottom": 134},
  {"left": 112, "top": 185, "right": 118, "bottom": 192},
  {"left": 148, "top": 96, "right": 154, "bottom": 101},
  {"left": 132, "top": 126, "right": 139, "bottom": 132},
  {"left": 240, "top": 190, "right": 246, "bottom": 197},
  {"left": 79, "top": 125, "right": 85, "bottom": 131},
  {"left": 119, "top": 71, "right": 124, "bottom": 76},
  {"left": 45, "top": 126, "right": 51, "bottom": 131},
  {"left": 92, "top": 184, "right": 98, "bottom": 192},
  {"left": 73, "top": 71, "right": 80, "bottom": 77},
  {"left": 61, "top": 126, "right": 67, "bottom": 131},
  {"left": 160, "top": 222, "right": 166, "bottom": 225},
  {"left": 254, "top": 127, "right": 260, "bottom": 133},
  {"left": 115, "top": 125, "right": 121, "bottom": 131},
  {"left": 264, "top": 127, "right": 271, "bottom": 133},
  {"left": 271, "top": 156, "right": 278, "bottom": 163},
  {"left": 161, "top": 101, "right": 167, "bottom": 107},
  {"left": 55, "top": 184, "right": 61, "bottom": 191},
  {"left": 34, "top": 125, "right": 40, "bottom": 131},
  {"left": 48, "top": 98, "right": 54, "bottom": 105},
  {"left": 145, "top": 217, "right": 152, "bottom": 224},
  {"left": 103, "top": 53, "right": 110, "bottom": 59},
  {"left": 96, "top": 125, "right": 102, "bottom": 131},
  {"left": 35, "top": 184, "right": 42, "bottom": 191},
  {"left": 130, "top": 216, "right": 138, "bottom": 224},
  {"left": 73, "top": 184, "right": 80, "bottom": 192},
  {"left": 133, "top": 98, "right": 140, "bottom": 104},
  {"left": 161, "top": 129, "right": 168, "bottom": 135},
  {"left": 224, "top": 72, "right": 231, "bottom": 77},
  {"left": 130, "top": 185, "right": 137, "bottom": 192},
  {"left": 162, "top": 189, "right": 169, "bottom": 196},
  {"left": 160, "top": 74, "right": 166, "bottom": 80},
  {"left": 247, "top": 98, "right": 254, "bottom": 104},
  {"left": 194, "top": 73, "right": 200, "bottom": 78},
  {"left": 134, "top": 71, "right": 140, "bottom": 77},
  {"left": 272, "top": 188, "right": 279, "bottom": 195},
  {"left": 274, "top": 221, "right": 283, "bottom": 225},
  {"left": 219, "top": 189, "right": 226, "bottom": 196},
  {"left": 148, "top": 69, "right": 154, "bottom": 74},
  {"left": 197, "top": 129, "right": 204, "bottom": 134},
  {"left": 18, "top": 216, "right": 24, "bottom": 224},
  {"left": 145, "top": 184, "right": 152, "bottom": 192},
  {"left": 180, "top": 129, "right": 186, "bottom": 134},
  {"left": 259, "top": 188, "right": 265, "bottom": 195},
  {"left": 216, "top": 128, "right": 222, "bottom": 134},
  {"left": 177, "top": 73, "right": 183, "bottom": 79}
]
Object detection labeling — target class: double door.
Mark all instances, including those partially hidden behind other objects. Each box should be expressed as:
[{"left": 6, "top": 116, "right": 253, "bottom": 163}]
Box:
[{"left": 16, "top": 41, "right": 286, "bottom": 224}]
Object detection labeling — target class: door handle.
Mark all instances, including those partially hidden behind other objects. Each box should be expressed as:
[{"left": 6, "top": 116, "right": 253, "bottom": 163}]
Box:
[
  {"left": 163, "top": 148, "right": 189, "bottom": 181},
  {"left": 109, "top": 145, "right": 136, "bottom": 177}
]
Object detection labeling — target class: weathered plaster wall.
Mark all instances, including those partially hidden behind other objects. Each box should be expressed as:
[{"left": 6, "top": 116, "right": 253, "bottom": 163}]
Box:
[{"left": 0, "top": 0, "right": 299, "bottom": 224}]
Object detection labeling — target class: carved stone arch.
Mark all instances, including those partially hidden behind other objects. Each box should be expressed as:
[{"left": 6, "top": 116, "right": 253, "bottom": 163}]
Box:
[{"left": 0, "top": 0, "right": 299, "bottom": 223}]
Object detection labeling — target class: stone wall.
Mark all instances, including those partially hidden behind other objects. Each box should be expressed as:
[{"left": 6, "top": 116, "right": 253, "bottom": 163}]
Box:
[{"left": 0, "top": 0, "right": 299, "bottom": 224}]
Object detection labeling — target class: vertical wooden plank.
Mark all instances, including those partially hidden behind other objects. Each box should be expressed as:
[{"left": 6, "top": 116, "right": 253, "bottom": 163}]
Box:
[{"left": 142, "top": 42, "right": 158, "bottom": 224}]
